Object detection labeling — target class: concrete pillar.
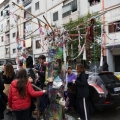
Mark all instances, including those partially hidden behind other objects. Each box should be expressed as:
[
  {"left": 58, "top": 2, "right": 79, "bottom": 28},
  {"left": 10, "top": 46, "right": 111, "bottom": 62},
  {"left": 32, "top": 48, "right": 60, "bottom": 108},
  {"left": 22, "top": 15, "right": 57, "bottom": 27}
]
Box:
[{"left": 106, "top": 49, "right": 114, "bottom": 72}]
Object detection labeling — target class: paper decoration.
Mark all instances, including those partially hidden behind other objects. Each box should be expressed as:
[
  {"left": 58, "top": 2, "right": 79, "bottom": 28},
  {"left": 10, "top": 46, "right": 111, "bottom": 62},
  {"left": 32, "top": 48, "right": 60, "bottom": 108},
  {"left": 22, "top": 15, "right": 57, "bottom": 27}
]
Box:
[
  {"left": 100, "top": 48, "right": 103, "bottom": 67},
  {"left": 72, "top": 44, "right": 85, "bottom": 60},
  {"left": 83, "top": 46, "right": 86, "bottom": 60}
]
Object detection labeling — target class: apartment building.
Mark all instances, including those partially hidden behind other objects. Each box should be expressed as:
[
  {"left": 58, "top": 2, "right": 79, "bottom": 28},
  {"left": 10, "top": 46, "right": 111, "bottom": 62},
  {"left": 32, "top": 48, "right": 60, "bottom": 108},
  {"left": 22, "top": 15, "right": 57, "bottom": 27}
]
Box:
[
  {"left": 0, "top": 0, "right": 120, "bottom": 72},
  {"left": 0, "top": 0, "right": 11, "bottom": 66}
]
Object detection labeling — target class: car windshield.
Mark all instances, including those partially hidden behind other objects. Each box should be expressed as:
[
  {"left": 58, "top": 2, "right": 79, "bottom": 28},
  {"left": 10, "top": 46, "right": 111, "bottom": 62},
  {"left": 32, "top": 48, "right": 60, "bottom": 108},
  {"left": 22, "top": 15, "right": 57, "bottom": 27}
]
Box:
[{"left": 99, "top": 73, "right": 119, "bottom": 84}]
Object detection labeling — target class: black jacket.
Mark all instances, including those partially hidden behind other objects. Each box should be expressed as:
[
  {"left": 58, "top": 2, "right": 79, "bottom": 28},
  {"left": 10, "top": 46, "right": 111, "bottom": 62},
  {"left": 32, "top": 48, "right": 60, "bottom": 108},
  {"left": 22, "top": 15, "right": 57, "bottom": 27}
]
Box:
[
  {"left": 36, "top": 64, "right": 46, "bottom": 84},
  {"left": 75, "top": 72, "right": 89, "bottom": 98},
  {"left": 26, "top": 55, "right": 33, "bottom": 68}
]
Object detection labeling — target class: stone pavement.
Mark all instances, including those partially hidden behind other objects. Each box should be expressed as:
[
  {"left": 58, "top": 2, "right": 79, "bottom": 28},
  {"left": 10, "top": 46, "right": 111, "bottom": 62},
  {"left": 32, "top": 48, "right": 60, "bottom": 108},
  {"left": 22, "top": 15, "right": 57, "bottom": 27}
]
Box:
[{"left": 4, "top": 108, "right": 120, "bottom": 120}]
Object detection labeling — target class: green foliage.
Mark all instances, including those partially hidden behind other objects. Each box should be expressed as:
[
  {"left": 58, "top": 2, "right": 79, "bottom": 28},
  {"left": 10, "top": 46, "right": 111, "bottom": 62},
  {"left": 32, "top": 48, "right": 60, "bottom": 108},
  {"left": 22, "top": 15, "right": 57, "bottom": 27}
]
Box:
[{"left": 65, "top": 11, "right": 101, "bottom": 62}]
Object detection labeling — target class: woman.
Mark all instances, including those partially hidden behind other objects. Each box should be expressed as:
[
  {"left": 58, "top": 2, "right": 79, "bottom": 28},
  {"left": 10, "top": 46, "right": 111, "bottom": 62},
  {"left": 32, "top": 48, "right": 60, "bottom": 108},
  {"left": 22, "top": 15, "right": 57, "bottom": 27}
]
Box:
[
  {"left": 3, "top": 63, "right": 15, "bottom": 115},
  {"left": 0, "top": 72, "right": 7, "bottom": 120},
  {"left": 8, "top": 69, "right": 46, "bottom": 120},
  {"left": 73, "top": 64, "right": 90, "bottom": 120}
]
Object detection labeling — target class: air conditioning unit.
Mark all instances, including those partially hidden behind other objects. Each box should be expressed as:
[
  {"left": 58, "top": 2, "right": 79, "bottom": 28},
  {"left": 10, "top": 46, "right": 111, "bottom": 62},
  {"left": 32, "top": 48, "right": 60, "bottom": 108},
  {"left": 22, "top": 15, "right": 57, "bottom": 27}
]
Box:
[{"left": 51, "top": 22, "right": 56, "bottom": 27}]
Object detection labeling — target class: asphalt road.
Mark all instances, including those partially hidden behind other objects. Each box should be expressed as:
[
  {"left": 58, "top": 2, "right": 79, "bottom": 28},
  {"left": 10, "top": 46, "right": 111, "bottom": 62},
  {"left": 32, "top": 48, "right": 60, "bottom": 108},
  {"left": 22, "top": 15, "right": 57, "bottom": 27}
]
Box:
[{"left": 4, "top": 108, "right": 120, "bottom": 120}]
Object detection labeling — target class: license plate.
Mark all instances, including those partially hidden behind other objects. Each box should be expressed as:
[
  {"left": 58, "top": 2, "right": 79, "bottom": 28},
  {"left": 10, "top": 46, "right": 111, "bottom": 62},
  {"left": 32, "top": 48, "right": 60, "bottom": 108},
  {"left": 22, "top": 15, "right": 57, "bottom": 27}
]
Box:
[{"left": 114, "top": 87, "right": 120, "bottom": 92}]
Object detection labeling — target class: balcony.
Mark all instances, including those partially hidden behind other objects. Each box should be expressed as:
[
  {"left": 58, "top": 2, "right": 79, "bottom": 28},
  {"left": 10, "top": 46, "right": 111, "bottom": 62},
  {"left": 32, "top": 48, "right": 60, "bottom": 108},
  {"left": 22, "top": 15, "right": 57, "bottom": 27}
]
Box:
[
  {"left": 23, "top": 0, "right": 32, "bottom": 7},
  {"left": 5, "top": 25, "right": 10, "bottom": 32},
  {"left": 4, "top": 39, "right": 10, "bottom": 45},
  {"left": 5, "top": 54, "right": 10, "bottom": 58},
  {"left": 89, "top": 2, "right": 101, "bottom": 12}
]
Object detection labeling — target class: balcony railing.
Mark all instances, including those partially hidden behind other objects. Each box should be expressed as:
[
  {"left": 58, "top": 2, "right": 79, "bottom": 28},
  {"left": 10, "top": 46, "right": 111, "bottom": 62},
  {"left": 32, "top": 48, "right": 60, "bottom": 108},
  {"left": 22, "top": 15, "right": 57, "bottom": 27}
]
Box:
[
  {"left": 5, "top": 54, "right": 10, "bottom": 58},
  {"left": 5, "top": 25, "right": 10, "bottom": 32},
  {"left": 23, "top": 0, "right": 32, "bottom": 7},
  {"left": 4, "top": 39, "right": 10, "bottom": 45}
]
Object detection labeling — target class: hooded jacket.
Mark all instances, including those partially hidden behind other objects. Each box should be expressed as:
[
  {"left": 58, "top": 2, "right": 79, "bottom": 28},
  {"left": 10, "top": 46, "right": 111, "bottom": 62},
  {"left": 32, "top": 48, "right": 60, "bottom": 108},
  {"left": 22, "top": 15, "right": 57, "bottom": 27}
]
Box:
[{"left": 8, "top": 80, "right": 44, "bottom": 111}]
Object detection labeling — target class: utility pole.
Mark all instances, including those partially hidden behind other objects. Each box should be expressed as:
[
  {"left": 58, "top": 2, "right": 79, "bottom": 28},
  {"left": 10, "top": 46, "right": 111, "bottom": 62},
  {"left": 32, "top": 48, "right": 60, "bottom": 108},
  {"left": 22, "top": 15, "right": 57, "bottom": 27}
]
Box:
[{"left": 102, "top": 0, "right": 107, "bottom": 62}]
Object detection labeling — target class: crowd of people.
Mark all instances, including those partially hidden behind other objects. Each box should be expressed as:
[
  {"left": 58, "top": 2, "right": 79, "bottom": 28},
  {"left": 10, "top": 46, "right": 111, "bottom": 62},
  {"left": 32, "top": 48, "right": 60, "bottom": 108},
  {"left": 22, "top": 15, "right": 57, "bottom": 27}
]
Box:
[{"left": 0, "top": 48, "right": 91, "bottom": 120}]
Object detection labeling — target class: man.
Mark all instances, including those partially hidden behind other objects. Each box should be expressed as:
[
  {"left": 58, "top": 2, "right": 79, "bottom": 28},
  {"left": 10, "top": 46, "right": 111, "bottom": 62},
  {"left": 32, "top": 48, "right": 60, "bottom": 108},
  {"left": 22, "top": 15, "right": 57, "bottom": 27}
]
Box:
[
  {"left": 65, "top": 66, "right": 77, "bottom": 111},
  {"left": 34, "top": 55, "right": 46, "bottom": 89},
  {"left": 26, "top": 48, "right": 33, "bottom": 68},
  {"left": 73, "top": 64, "right": 90, "bottom": 120}
]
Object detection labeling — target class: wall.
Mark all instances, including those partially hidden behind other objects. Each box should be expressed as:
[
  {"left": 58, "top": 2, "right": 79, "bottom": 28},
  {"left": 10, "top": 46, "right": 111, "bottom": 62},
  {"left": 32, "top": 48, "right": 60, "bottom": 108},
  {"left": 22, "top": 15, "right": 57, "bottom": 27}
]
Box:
[
  {"left": 105, "top": 0, "right": 120, "bottom": 9},
  {"left": 105, "top": 7, "right": 120, "bottom": 45},
  {"left": 106, "top": 49, "right": 114, "bottom": 72}
]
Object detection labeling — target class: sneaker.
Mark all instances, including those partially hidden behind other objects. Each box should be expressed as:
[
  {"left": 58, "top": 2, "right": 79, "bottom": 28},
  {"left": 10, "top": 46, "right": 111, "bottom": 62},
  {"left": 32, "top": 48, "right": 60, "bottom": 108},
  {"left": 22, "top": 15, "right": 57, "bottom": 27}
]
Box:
[{"left": 6, "top": 111, "right": 12, "bottom": 116}]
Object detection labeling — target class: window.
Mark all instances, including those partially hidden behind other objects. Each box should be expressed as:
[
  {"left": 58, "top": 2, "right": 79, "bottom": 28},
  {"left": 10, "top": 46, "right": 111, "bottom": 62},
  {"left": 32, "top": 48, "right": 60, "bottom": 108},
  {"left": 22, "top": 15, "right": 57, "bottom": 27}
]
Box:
[
  {"left": 62, "top": 0, "right": 77, "bottom": 18},
  {"left": 53, "top": 11, "right": 58, "bottom": 21},
  {"left": 88, "top": 0, "right": 100, "bottom": 6},
  {"left": 62, "top": 3, "right": 71, "bottom": 18},
  {"left": 36, "top": 40, "right": 41, "bottom": 49},
  {"left": 13, "top": 48, "right": 16, "bottom": 53},
  {"left": 13, "top": 33, "right": 16, "bottom": 38},
  {"left": 35, "top": 2, "right": 39, "bottom": 10},
  {"left": 1, "top": 36, "right": 3, "bottom": 42},
  {"left": 71, "top": 0, "right": 77, "bottom": 12},
  {"left": 108, "top": 21, "right": 120, "bottom": 33},
  {"left": 1, "top": 11, "right": 3, "bottom": 16},
  {"left": 5, "top": 48, "right": 9, "bottom": 54},
  {"left": 26, "top": 8, "right": 32, "bottom": 19},
  {"left": 17, "top": 0, "right": 20, "bottom": 3}
]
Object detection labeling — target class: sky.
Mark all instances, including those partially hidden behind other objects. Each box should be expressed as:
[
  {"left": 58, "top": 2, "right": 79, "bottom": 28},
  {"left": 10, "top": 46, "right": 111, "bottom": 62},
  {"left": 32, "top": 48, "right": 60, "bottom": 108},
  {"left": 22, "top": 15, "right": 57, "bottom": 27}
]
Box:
[{"left": 0, "top": 0, "right": 4, "bottom": 4}]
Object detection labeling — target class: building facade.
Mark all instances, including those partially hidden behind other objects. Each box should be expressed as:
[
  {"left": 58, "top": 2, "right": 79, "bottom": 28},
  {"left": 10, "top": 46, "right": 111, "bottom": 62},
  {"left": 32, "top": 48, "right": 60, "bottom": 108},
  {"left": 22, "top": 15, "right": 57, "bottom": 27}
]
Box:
[{"left": 0, "top": 0, "right": 120, "bottom": 72}]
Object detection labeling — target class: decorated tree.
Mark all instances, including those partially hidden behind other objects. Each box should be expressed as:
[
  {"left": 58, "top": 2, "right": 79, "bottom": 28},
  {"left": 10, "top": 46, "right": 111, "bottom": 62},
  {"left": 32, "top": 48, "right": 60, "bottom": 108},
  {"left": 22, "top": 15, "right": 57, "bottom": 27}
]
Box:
[{"left": 64, "top": 11, "right": 101, "bottom": 68}]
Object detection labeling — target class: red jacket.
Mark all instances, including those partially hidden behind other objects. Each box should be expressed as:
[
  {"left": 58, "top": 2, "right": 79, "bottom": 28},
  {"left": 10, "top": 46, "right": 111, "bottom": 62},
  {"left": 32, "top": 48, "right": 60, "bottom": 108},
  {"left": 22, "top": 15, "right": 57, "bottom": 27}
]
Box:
[{"left": 8, "top": 80, "right": 44, "bottom": 111}]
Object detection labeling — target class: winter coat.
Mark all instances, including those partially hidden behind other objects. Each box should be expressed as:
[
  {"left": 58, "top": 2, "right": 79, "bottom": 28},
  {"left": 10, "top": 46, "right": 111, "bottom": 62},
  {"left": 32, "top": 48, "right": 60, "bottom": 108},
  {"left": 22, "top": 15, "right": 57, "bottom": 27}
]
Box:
[
  {"left": 8, "top": 80, "right": 44, "bottom": 111},
  {"left": 26, "top": 54, "right": 33, "bottom": 68},
  {"left": 75, "top": 72, "right": 89, "bottom": 98}
]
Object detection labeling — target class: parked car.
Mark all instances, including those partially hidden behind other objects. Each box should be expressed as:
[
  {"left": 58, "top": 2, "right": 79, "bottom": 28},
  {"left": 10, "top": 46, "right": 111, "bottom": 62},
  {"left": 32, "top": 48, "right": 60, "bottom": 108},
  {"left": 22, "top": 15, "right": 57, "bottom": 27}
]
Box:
[
  {"left": 72, "top": 70, "right": 120, "bottom": 111},
  {"left": 88, "top": 72, "right": 120, "bottom": 111}
]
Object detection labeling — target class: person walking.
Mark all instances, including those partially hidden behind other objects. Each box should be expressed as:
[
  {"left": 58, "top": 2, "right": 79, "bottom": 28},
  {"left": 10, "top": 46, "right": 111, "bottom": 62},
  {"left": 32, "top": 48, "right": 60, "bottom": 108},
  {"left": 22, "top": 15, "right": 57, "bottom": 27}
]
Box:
[
  {"left": 2, "top": 63, "right": 15, "bottom": 116},
  {"left": 8, "top": 69, "right": 46, "bottom": 120},
  {"left": 73, "top": 64, "right": 90, "bottom": 120}
]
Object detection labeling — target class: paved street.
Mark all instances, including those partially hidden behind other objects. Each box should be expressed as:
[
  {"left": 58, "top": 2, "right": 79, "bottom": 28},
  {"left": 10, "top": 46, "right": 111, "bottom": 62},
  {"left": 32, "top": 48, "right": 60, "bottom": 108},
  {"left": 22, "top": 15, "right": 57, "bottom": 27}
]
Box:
[{"left": 4, "top": 108, "right": 120, "bottom": 120}]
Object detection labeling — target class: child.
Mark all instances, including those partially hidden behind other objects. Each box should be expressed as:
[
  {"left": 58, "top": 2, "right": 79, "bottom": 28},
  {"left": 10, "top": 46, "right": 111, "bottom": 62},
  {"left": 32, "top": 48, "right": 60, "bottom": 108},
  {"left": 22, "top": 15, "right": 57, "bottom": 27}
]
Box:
[{"left": 8, "top": 69, "right": 46, "bottom": 120}]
